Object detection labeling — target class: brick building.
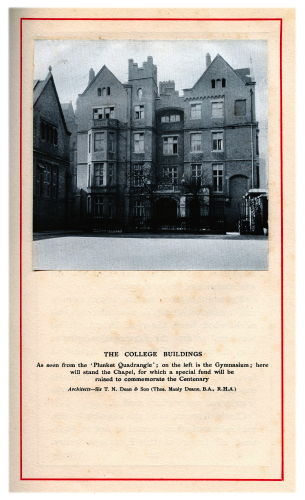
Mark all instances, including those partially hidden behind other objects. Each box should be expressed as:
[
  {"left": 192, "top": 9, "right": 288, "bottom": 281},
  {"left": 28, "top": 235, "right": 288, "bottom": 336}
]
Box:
[
  {"left": 33, "top": 67, "right": 71, "bottom": 230},
  {"left": 74, "top": 53, "right": 261, "bottom": 232}
]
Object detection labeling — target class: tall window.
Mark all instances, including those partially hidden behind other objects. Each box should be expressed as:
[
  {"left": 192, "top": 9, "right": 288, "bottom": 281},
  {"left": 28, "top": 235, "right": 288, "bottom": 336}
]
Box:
[
  {"left": 163, "top": 136, "right": 178, "bottom": 155},
  {"left": 97, "top": 88, "right": 101, "bottom": 96},
  {"left": 135, "top": 105, "right": 145, "bottom": 119},
  {"left": 109, "top": 133, "right": 115, "bottom": 153},
  {"left": 102, "top": 88, "right": 107, "bottom": 96},
  {"left": 222, "top": 78, "right": 226, "bottom": 88},
  {"left": 94, "top": 163, "right": 105, "bottom": 186},
  {"left": 211, "top": 101, "right": 224, "bottom": 118},
  {"left": 163, "top": 167, "right": 178, "bottom": 185},
  {"left": 108, "top": 163, "right": 115, "bottom": 185},
  {"left": 94, "top": 132, "right": 105, "bottom": 152},
  {"left": 51, "top": 167, "right": 58, "bottom": 198},
  {"left": 134, "top": 133, "right": 144, "bottom": 153},
  {"left": 134, "top": 200, "right": 145, "bottom": 217},
  {"left": 234, "top": 99, "right": 246, "bottom": 116},
  {"left": 191, "top": 164, "right": 202, "bottom": 184},
  {"left": 190, "top": 133, "right": 202, "bottom": 152},
  {"left": 93, "top": 196, "right": 104, "bottom": 216},
  {"left": 190, "top": 103, "right": 201, "bottom": 120},
  {"left": 107, "top": 87, "right": 111, "bottom": 95},
  {"left": 212, "top": 131, "right": 224, "bottom": 151},
  {"left": 211, "top": 79, "right": 216, "bottom": 88},
  {"left": 44, "top": 165, "right": 51, "bottom": 197},
  {"left": 133, "top": 164, "right": 144, "bottom": 186},
  {"left": 137, "top": 88, "right": 143, "bottom": 99},
  {"left": 88, "top": 134, "right": 91, "bottom": 153},
  {"left": 213, "top": 164, "right": 224, "bottom": 192}
]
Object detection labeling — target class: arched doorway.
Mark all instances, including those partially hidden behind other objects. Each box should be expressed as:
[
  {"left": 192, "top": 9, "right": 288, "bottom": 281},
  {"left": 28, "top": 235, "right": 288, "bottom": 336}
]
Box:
[
  {"left": 154, "top": 198, "right": 177, "bottom": 227},
  {"left": 228, "top": 175, "right": 249, "bottom": 230}
]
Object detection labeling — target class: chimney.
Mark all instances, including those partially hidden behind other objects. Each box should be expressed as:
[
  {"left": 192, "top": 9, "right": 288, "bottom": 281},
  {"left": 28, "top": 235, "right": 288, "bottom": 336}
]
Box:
[
  {"left": 206, "top": 53, "right": 211, "bottom": 69},
  {"left": 88, "top": 68, "right": 95, "bottom": 85}
]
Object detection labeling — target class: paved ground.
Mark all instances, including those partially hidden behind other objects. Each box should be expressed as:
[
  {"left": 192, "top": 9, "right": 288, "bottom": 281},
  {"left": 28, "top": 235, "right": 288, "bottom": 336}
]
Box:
[{"left": 33, "top": 232, "right": 268, "bottom": 270}]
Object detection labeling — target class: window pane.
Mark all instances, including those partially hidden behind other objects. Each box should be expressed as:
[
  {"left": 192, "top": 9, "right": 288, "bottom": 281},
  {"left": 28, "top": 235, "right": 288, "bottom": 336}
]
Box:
[
  {"left": 235, "top": 99, "right": 246, "bottom": 116},
  {"left": 212, "top": 101, "right": 224, "bottom": 118},
  {"left": 94, "top": 132, "right": 105, "bottom": 151}
]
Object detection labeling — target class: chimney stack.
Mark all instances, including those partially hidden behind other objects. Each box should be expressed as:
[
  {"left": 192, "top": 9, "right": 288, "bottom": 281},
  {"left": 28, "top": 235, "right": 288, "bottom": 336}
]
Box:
[
  {"left": 206, "top": 53, "right": 211, "bottom": 69},
  {"left": 88, "top": 68, "right": 95, "bottom": 85}
]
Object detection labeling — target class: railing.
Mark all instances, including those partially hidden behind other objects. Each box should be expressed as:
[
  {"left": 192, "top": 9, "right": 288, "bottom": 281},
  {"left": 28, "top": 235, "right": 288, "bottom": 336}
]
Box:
[{"left": 91, "top": 118, "right": 119, "bottom": 128}]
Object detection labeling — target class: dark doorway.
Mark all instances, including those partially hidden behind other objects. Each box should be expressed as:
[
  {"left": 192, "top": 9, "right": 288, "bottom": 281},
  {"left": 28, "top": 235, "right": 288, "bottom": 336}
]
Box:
[
  {"left": 228, "top": 175, "right": 249, "bottom": 231},
  {"left": 189, "top": 198, "right": 201, "bottom": 230},
  {"left": 153, "top": 198, "right": 177, "bottom": 227}
]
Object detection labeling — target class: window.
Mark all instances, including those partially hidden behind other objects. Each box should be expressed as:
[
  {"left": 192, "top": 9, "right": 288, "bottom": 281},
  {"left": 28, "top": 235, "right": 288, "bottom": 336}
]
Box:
[
  {"left": 102, "top": 88, "right": 107, "bottom": 97},
  {"left": 108, "top": 163, "right": 115, "bottom": 185},
  {"left": 134, "top": 133, "right": 144, "bottom": 153},
  {"left": 44, "top": 165, "right": 51, "bottom": 197},
  {"left": 212, "top": 131, "right": 224, "bottom": 151},
  {"left": 212, "top": 101, "right": 224, "bottom": 118},
  {"left": 94, "top": 163, "right": 105, "bottom": 186},
  {"left": 191, "top": 164, "right": 202, "bottom": 184},
  {"left": 163, "top": 136, "right": 178, "bottom": 155},
  {"left": 190, "top": 103, "right": 201, "bottom": 120},
  {"left": 109, "top": 133, "right": 115, "bottom": 153},
  {"left": 163, "top": 167, "right": 178, "bottom": 185},
  {"left": 107, "top": 87, "right": 111, "bottom": 96},
  {"left": 97, "top": 88, "right": 101, "bottom": 96},
  {"left": 222, "top": 78, "right": 226, "bottom": 88},
  {"left": 190, "top": 133, "right": 202, "bottom": 152},
  {"left": 134, "top": 200, "right": 145, "bottom": 217},
  {"left": 104, "top": 107, "right": 115, "bottom": 119},
  {"left": 93, "top": 196, "right": 104, "bottom": 216},
  {"left": 51, "top": 167, "right": 58, "bottom": 198},
  {"left": 234, "top": 99, "right": 246, "bottom": 116},
  {"left": 137, "top": 88, "right": 143, "bottom": 98},
  {"left": 93, "top": 107, "right": 115, "bottom": 119},
  {"left": 213, "top": 164, "right": 224, "bottom": 192},
  {"left": 88, "top": 134, "right": 91, "bottom": 153},
  {"left": 35, "top": 164, "right": 44, "bottom": 198},
  {"left": 93, "top": 108, "right": 103, "bottom": 119},
  {"left": 135, "top": 105, "right": 145, "bottom": 119},
  {"left": 161, "top": 114, "right": 180, "bottom": 123},
  {"left": 94, "top": 132, "right": 105, "bottom": 152},
  {"left": 40, "top": 120, "right": 58, "bottom": 146},
  {"left": 133, "top": 164, "right": 144, "bottom": 186},
  {"left": 211, "top": 79, "right": 216, "bottom": 88}
]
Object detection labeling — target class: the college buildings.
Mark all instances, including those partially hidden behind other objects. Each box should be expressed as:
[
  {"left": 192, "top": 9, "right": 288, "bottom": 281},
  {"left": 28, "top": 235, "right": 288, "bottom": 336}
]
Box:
[{"left": 33, "top": 53, "right": 267, "bottom": 233}]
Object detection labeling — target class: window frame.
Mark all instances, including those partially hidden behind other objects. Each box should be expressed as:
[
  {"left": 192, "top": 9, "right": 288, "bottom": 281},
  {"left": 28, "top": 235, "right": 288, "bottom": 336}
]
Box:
[
  {"left": 211, "top": 100, "right": 224, "bottom": 118},
  {"left": 163, "top": 166, "right": 178, "bottom": 186},
  {"left": 162, "top": 135, "right": 178, "bottom": 155},
  {"left": 134, "top": 104, "right": 145, "bottom": 120},
  {"left": 94, "top": 132, "right": 105, "bottom": 152},
  {"left": 212, "top": 163, "right": 224, "bottom": 193},
  {"left": 234, "top": 99, "right": 247, "bottom": 116},
  {"left": 190, "top": 132, "right": 202, "bottom": 153},
  {"left": 190, "top": 103, "right": 202, "bottom": 120},
  {"left": 134, "top": 132, "right": 145, "bottom": 153},
  {"left": 211, "top": 130, "right": 224, "bottom": 152},
  {"left": 93, "top": 162, "right": 106, "bottom": 187}
]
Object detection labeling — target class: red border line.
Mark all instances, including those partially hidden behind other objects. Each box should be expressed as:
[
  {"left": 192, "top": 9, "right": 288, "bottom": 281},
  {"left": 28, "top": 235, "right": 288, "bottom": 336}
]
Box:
[{"left": 20, "top": 17, "right": 284, "bottom": 482}]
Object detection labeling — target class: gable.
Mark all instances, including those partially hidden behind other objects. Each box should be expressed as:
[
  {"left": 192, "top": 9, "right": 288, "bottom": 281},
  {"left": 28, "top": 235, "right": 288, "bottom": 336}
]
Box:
[
  {"left": 34, "top": 76, "right": 70, "bottom": 135},
  {"left": 191, "top": 55, "right": 246, "bottom": 94},
  {"left": 81, "top": 65, "right": 126, "bottom": 97}
]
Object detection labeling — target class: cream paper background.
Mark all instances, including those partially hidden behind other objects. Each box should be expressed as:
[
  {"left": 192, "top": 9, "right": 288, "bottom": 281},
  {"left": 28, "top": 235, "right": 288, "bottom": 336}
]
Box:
[{"left": 10, "top": 8, "right": 295, "bottom": 492}]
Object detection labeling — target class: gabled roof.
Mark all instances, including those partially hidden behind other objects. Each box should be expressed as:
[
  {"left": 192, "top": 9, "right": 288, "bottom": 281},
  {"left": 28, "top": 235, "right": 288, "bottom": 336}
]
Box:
[
  {"left": 33, "top": 70, "right": 71, "bottom": 135},
  {"left": 188, "top": 54, "right": 252, "bottom": 91},
  {"left": 81, "top": 65, "right": 125, "bottom": 95}
]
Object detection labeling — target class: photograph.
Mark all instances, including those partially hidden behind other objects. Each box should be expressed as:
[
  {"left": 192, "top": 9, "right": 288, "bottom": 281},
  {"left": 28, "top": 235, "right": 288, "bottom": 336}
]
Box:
[{"left": 33, "top": 39, "right": 268, "bottom": 270}]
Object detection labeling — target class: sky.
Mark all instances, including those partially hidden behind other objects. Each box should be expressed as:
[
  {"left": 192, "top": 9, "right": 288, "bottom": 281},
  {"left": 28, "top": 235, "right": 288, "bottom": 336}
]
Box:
[{"left": 34, "top": 39, "right": 268, "bottom": 184}]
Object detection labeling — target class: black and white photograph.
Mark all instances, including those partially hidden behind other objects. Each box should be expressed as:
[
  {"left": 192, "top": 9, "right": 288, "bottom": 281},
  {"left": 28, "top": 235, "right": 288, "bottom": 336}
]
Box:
[{"left": 33, "top": 39, "right": 268, "bottom": 270}]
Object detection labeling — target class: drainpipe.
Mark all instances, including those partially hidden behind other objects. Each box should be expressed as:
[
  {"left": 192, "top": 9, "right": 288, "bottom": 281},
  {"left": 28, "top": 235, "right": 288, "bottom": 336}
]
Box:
[{"left": 250, "top": 88, "right": 254, "bottom": 189}]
